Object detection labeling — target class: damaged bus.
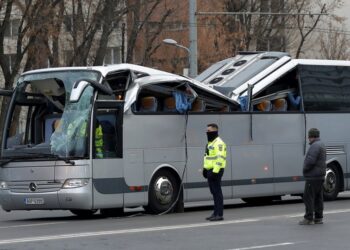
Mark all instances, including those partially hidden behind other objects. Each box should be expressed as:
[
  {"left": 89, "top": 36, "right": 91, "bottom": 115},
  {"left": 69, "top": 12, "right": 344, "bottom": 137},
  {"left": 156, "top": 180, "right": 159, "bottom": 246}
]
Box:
[
  {"left": 0, "top": 64, "right": 237, "bottom": 216},
  {"left": 0, "top": 51, "right": 349, "bottom": 217}
]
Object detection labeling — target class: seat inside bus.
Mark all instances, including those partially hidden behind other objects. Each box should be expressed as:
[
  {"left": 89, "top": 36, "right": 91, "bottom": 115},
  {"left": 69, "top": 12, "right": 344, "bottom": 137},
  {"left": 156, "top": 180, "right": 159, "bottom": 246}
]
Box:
[
  {"left": 191, "top": 98, "right": 205, "bottom": 112},
  {"left": 272, "top": 98, "right": 288, "bottom": 111},
  {"left": 256, "top": 100, "right": 272, "bottom": 111},
  {"left": 163, "top": 96, "right": 177, "bottom": 112},
  {"left": 139, "top": 96, "right": 158, "bottom": 112}
]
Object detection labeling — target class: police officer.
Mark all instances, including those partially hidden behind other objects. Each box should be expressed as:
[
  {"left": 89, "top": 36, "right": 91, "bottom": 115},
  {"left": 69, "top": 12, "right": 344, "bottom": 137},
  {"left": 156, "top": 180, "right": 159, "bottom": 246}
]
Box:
[{"left": 203, "top": 123, "right": 227, "bottom": 221}]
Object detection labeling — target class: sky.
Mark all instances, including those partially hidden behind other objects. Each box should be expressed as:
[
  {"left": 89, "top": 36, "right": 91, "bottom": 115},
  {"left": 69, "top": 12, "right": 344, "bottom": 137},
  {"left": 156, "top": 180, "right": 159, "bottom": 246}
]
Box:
[{"left": 336, "top": 1, "right": 350, "bottom": 26}]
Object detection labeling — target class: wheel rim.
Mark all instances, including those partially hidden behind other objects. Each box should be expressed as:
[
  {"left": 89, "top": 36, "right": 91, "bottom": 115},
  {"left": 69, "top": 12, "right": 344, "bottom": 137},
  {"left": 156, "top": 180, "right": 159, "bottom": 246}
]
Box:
[
  {"left": 154, "top": 176, "right": 174, "bottom": 205},
  {"left": 324, "top": 168, "right": 336, "bottom": 194}
]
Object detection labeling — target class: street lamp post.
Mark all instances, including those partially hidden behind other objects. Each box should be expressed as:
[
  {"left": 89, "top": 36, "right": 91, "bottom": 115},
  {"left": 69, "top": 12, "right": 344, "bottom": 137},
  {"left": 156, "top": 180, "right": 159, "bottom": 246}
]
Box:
[{"left": 163, "top": 38, "right": 191, "bottom": 77}]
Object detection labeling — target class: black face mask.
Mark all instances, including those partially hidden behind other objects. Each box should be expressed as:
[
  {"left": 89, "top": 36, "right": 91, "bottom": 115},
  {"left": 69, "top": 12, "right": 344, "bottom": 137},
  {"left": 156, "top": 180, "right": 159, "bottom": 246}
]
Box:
[{"left": 207, "top": 131, "right": 218, "bottom": 142}]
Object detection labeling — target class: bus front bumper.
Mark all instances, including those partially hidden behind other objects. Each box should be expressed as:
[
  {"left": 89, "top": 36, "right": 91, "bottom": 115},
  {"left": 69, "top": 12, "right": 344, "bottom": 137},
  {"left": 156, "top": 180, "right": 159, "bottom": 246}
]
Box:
[{"left": 0, "top": 185, "right": 93, "bottom": 211}]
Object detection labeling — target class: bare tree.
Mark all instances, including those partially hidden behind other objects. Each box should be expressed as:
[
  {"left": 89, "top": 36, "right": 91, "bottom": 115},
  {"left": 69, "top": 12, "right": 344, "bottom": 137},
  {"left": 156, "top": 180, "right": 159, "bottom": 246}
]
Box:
[
  {"left": 24, "top": 0, "right": 63, "bottom": 70},
  {"left": 293, "top": 1, "right": 326, "bottom": 58},
  {"left": 222, "top": 0, "right": 342, "bottom": 58},
  {"left": 320, "top": 22, "right": 350, "bottom": 60},
  {"left": 0, "top": 0, "right": 42, "bottom": 143},
  {"left": 94, "top": 0, "right": 127, "bottom": 65},
  {"left": 141, "top": 7, "right": 172, "bottom": 65},
  {"left": 64, "top": 0, "right": 126, "bottom": 66},
  {"left": 126, "top": 0, "right": 173, "bottom": 64}
]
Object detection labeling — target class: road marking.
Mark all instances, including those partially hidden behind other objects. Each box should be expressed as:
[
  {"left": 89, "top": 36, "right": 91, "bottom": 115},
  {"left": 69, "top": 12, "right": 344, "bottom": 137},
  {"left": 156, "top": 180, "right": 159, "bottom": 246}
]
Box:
[
  {"left": 0, "top": 218, "right": 259, "bottom": 245},
  {"left": 227, "top": 242, "right": 296, "bottom": 250},
  {"left": 1, "top": 207, "right": 350, "bottom": 245},
  {"left": 0, "top": 222, "right": 67, "bottom": 229},
  {"left": 286, "top": 208, "right": 350, "bottom": 218}
]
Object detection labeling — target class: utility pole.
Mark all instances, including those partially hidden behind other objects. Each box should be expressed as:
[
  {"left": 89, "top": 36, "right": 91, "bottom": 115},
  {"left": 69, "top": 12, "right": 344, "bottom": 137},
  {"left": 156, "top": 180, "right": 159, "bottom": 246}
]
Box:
[{"left": 189, "top": 0, "right": 198, "bottom": 78}]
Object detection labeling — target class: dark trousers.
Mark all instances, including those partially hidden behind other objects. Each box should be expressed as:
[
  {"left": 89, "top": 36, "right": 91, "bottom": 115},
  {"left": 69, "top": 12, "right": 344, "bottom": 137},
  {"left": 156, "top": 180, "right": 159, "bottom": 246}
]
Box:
[
  {"left": 207, "top": 169, "right": 224, "bottom": 217},
  {"left": 303, "top": 179, "right": 324, "bottom": 220}
]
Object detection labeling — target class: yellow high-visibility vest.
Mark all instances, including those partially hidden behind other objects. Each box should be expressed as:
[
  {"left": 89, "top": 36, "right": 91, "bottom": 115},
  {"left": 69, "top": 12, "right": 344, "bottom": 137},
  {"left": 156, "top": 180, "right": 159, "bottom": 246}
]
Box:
[
  {"left": 203, "top": 137, "right": 227, "bottom": 173},
  {"left": 95, "top": 125, "right": 103, "bottom": 158},
  {"left": 67, "top": 120, "right": 104, "bottom": 158}
]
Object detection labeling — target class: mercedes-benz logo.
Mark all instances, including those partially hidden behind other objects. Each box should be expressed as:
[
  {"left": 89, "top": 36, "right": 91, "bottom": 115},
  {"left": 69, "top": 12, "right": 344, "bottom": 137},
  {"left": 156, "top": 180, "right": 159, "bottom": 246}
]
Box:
[{"left": 29, "top": 182, "right": 37, "bottom": 192}]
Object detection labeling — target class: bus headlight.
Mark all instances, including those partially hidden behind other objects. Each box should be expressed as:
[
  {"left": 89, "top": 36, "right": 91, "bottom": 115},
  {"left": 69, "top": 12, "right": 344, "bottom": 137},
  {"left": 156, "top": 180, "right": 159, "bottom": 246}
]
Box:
[
  {"left": 0, "top": 181, "right": 8, "bottom": 190},
  {"left": 62, "top": 179, "right": 89, "bottom": 189}
]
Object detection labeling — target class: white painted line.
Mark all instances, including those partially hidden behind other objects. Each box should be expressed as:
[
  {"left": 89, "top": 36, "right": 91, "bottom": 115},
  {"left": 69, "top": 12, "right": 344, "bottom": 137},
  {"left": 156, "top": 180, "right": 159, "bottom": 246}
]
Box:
[
  {"left": 0, "top": 222, "right": 67, "bottom": 229},
  {"left": 228, "top": 242, "right": 296, "bottom": 250},
  {"left": 287, "top": 208, "right": 350, "bottom": 218},
  {"left": 1, "top": 207, "right": 350, "bottom": 245},
  {"left": 0, "top": 218, "right": 259, "bottom": 245}
]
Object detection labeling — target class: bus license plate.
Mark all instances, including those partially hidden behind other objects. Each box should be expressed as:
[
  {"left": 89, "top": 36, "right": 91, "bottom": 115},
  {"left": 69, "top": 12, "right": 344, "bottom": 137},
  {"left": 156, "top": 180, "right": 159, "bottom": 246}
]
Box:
[{"left": 24, "top": 198, "right": 45, "bottom": 205}]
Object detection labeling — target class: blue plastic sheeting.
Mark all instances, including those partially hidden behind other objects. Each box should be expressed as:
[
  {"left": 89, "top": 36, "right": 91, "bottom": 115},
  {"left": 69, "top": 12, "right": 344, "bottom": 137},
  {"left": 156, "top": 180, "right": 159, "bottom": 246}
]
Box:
[
  {"left": 173, "top": 91, "right": 194, "bottom": 113},
  {"left": 288, "top": 92, "right": 301, "bottom": 108},
  {"left": 238, "top": 96, "right": 249, "bottom": 111}
]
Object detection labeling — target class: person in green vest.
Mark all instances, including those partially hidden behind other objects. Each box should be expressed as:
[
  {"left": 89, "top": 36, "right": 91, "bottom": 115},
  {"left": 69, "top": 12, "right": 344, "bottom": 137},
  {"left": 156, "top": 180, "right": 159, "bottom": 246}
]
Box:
[
  {"left": 203, "top": 123, "right": 227, "bottom": 221},
  {"left": 65, "top": 119, "right": 104, "bottom": 158}
]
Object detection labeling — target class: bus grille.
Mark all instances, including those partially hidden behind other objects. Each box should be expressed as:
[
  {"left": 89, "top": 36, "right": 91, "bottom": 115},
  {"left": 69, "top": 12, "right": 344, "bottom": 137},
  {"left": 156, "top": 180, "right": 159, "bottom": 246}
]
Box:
[
  {"left": 326, "top": 146, "right": 345, "bottom": 155},
  {"left": 7, "top": 181, "right": 63, "bottom": 193}
]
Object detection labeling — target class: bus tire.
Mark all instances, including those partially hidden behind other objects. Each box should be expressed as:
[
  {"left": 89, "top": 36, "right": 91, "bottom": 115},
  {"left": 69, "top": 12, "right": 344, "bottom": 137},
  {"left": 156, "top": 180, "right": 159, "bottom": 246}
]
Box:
[
  {"left": 100, "top": 208, "right": 124, "bottom": 217},
  {"left": 70, "top": 209, "right": 97, "bottom": 217},
  {"left": 323, "top": 164, "right": 340, "bottom": 201},
  {"left": 146, "top": 169, "right": 180, "bottom": 214}
]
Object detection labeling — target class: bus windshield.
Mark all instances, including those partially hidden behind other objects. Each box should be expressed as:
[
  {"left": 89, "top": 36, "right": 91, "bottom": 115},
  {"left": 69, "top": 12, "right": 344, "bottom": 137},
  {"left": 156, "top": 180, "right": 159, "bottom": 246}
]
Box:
[
  {"left": 4, "top": 70, "right": 100, "bottom": 158},
  {"left": 50, "top": 85, "right": 94, "bottom": 157}
]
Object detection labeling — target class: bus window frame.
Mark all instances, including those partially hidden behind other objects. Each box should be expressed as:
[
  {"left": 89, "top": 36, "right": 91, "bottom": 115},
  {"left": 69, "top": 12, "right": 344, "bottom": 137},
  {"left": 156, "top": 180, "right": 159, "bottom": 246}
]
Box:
[{"left": 93, "top": 100, "right": 124, "bottom": 158}]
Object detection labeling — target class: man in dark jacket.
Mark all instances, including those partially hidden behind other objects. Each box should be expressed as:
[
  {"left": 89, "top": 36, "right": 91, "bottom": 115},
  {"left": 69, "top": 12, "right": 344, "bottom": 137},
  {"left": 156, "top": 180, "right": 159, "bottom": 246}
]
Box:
[{"left": 299, "top": 128, "right": 326, "bottom": 225}]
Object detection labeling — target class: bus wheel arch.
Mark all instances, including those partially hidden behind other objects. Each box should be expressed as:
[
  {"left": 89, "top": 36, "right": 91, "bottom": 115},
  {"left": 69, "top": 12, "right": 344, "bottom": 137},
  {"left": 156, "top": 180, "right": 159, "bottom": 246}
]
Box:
[
  {"left": 323, "top": 161, "right": 343, "bottom": 201},
  {"left": 145, "top": 166, "right": 183, "bottom": 214}
]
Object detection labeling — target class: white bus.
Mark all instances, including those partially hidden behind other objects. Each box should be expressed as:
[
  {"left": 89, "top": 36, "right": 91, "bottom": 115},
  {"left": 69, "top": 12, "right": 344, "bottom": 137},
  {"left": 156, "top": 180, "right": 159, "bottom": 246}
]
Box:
[{"left": 0, "top": 52, "right": 348, "bottom": 216}]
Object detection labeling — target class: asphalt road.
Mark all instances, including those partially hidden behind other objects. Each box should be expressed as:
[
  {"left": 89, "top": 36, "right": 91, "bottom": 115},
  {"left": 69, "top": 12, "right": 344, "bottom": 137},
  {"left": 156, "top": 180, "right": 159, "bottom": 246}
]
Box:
[{"left": 1, "top": 193, "right": 350, "bottom": 250}]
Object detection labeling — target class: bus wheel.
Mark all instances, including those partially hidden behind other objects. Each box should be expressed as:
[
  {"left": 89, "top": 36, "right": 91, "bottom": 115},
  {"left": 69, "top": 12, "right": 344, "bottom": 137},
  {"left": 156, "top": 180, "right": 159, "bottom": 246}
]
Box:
[
  {"left": 70, "top": 209, "right": 97, "bottom": 217},
  {"left": 100, "top": 208, "right": 124, "bottom": 217},
  {"left": 146, "top": 170, "right": 180, "bottom": 214},
  {"left": 323, "top": 165, "right": 340, "bottom": 201}
]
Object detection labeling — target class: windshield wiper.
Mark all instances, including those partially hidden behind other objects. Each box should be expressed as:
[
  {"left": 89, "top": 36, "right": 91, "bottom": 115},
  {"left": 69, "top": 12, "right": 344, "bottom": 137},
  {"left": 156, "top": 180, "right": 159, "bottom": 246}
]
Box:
[{"left": 48, "top": 153, "right": 76, "bottom": 166}]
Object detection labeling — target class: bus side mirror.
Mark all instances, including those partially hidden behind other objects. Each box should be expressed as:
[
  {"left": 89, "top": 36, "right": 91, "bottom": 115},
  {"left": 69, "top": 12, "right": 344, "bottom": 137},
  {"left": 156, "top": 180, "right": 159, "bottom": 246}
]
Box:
[
  {"left": 70, "top": 80, "right": 90, "bottom": 102},
  {"left": 70, "top": 79, "right": 113, "bottom": 103}
]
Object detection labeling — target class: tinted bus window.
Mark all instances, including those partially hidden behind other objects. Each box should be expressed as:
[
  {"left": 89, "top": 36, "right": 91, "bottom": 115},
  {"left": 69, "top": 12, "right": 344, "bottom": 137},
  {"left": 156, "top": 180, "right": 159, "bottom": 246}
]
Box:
[{"left": 299, "top": 65, "right": 350, "bottom": 112}]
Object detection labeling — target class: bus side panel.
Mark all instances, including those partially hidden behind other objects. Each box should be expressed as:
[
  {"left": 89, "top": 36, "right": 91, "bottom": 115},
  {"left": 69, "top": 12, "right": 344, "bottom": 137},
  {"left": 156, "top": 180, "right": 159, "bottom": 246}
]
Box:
[
  {"left": 253, "top": 113, "right": 305, "bottom": 196},
  {"left": 221, "top": 114, "right": 251, "bottom": 198},
  {"left": 231, "top": 145, "right": 274, "bottom": 197},
  {"left": 273, "top": 144, "right": 304, "bottom": 194},
  {"left": 185, "top": 147, "right": 211, "bottom": 202},
  {"left": 123, "top": 149, "right": 146, "bottom": 207},
  {"left": 92, "top": 159, "right": 124, "bottom": 209}
]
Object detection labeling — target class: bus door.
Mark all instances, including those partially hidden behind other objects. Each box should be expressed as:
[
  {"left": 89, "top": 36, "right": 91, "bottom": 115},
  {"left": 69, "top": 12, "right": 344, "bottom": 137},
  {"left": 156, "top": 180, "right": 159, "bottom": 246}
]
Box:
[{"left": 92, "top": 100, "right": 124, "bottom": 209}]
